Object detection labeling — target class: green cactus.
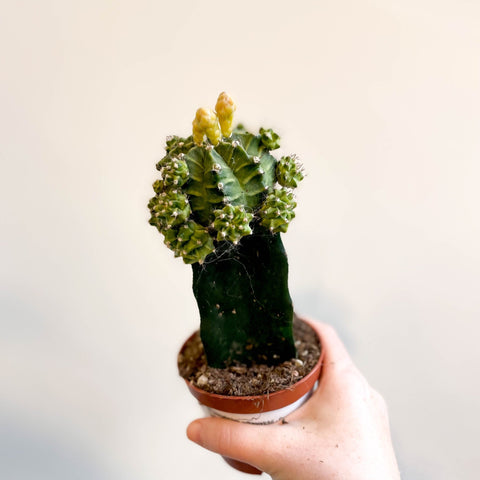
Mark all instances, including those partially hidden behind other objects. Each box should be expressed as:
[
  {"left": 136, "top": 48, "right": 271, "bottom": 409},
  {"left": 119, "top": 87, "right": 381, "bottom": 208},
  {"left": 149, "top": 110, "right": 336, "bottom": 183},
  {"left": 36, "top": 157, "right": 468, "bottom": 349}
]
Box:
[{"left": 148, "top": 93, "right": 304, "bottom": 368}]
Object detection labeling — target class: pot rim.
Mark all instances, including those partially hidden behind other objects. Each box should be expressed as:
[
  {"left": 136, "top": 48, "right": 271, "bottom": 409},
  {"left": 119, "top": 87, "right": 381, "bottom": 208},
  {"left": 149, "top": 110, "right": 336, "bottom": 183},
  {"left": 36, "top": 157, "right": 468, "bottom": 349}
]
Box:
[{"left": 180, "top": 317, "right": 324, "bottom": 414}]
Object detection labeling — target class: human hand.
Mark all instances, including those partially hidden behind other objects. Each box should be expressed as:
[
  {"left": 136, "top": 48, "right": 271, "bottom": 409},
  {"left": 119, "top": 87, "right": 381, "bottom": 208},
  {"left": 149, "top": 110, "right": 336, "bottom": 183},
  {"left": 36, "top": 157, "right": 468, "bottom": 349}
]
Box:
[{"left": 186, "top": 320, "right": 401, "bottom": 479}]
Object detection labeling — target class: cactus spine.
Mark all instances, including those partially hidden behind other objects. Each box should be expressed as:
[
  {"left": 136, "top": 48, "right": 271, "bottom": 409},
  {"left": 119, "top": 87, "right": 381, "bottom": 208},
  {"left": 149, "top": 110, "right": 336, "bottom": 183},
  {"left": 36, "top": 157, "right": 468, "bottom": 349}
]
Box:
[{"left": 148, "top": 93, "right": 304, "bottom": 368}]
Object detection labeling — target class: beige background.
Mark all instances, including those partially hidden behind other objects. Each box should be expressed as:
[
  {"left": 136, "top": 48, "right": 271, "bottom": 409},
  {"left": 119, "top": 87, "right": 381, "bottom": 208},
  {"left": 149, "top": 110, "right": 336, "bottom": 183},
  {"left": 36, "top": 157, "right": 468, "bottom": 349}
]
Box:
[{"left": 1, "top": 1, "right": 479, "bottom": 479}]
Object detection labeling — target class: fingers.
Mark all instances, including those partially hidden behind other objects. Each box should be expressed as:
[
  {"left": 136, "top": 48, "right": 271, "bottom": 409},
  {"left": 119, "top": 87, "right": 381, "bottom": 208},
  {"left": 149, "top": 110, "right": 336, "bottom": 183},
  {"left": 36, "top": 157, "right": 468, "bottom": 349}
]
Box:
[
  {"left": 307, "top": 320, "right": 352, "bottom": 366},
  {"left": 187, "top": 417, "right": 275, "bottom": 471},
  {"left": 292, "top": 319, "right": 369, "bottom": 415}
]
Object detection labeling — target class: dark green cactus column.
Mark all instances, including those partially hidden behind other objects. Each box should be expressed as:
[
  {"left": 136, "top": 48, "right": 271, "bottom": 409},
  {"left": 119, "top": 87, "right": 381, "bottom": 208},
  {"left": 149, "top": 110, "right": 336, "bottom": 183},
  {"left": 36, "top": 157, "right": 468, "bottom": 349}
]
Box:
[
  {"left": 148, "top": 93, "right": 305, "bottom": 369},
  {"left": 192, "top": 230, "right": 296, "bottom": 367}
]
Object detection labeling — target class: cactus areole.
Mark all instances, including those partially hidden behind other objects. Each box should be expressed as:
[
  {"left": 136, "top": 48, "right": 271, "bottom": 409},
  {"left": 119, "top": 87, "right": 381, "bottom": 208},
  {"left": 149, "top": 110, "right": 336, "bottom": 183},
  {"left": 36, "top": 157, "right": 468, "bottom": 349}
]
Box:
[{"left": 148, "top": 93, "right": 304, "bottom": 369}]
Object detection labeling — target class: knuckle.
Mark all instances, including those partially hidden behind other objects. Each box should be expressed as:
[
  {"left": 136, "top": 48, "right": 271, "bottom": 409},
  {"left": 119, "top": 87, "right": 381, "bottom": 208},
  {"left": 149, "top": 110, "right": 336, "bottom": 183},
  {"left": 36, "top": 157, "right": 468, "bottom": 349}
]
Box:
[{"left": 215, "top": 423, "right": 234, "bottom": 451}]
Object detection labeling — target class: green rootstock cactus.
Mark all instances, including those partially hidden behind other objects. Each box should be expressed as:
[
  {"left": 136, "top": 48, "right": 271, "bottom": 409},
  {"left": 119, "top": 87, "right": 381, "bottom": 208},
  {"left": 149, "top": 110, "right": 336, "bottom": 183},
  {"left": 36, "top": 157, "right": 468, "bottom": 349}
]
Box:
[{"left": 148, "top": 93, "right": 304, "bottom": 368}]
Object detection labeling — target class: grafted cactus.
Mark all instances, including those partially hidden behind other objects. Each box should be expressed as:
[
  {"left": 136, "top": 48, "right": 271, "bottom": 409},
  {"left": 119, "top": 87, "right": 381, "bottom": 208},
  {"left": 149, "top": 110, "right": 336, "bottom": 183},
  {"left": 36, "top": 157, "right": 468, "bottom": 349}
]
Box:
[{"left": 148, "top": 92, "right": 304, "bottom": 368}]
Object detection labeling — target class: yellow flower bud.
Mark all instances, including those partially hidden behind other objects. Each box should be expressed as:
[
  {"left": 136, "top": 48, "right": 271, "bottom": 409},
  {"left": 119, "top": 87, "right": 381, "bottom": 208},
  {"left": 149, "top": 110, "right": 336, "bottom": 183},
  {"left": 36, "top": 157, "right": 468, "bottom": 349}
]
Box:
[
  {"left": 192, "top": 107, "right": 221, "bottom": 145},
  {"left": 215, "top": 92, "right": 236, "bottom": 138}
]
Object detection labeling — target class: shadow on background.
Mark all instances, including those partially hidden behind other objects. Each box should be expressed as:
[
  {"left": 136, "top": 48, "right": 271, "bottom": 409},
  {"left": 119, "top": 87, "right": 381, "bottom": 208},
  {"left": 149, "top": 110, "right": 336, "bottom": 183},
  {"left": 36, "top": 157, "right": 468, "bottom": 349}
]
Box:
[{"left": 0, "top": 416, "right": 115, "bottom": 480}]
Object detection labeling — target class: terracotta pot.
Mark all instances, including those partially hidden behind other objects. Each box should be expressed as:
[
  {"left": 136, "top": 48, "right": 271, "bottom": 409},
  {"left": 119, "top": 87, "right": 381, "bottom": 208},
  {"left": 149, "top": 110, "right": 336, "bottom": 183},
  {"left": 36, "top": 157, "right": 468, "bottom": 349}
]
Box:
[{"left": 180, "top": 318, "right": 324, "bottom": 475}]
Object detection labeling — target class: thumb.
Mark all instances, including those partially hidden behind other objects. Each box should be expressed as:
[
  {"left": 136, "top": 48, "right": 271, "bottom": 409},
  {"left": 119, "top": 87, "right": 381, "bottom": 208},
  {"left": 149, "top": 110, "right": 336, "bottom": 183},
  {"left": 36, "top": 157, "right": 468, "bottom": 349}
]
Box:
[{"left": 187, "top": 417, "right": 275, "bottom": 471}]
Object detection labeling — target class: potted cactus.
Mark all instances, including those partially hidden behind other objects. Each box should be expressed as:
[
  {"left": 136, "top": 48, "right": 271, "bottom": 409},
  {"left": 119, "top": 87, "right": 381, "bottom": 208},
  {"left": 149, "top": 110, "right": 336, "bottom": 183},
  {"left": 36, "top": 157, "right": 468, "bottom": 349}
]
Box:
[{"left": 148, "top": 93, "right": 323, "bottom": 472}]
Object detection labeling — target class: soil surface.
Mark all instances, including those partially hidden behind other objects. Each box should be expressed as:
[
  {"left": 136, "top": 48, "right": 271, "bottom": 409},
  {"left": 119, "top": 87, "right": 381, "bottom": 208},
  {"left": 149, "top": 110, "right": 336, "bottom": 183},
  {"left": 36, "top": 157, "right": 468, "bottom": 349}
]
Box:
[{"left": 178, "top": 317, "right": 321, "bottom": 396}]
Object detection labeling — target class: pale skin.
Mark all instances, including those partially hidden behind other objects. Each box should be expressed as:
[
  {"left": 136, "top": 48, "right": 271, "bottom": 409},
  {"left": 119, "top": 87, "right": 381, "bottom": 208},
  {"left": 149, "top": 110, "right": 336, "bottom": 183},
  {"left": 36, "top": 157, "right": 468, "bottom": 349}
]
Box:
[{"left": 187, "top": 320, "right": 401, "bottom": 479}]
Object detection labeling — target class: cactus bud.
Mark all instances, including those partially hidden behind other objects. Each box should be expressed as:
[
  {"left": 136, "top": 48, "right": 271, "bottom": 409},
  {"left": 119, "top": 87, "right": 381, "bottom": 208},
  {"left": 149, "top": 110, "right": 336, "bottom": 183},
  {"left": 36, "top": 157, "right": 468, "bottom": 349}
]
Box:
[
  {"left": 259, "top": 127, "right": 280, "bottom": 150},
  {"left": 148, "top": 189, "right": 191, "bottom": 230},
  {"left": 164, "top": 220, "right": 214, "bottom": 264},
  {"left": 213, "top": 204, "right": 253, "bottom": 243},
  {"left": 192, "top": 108, "right": 221, "bottom": 146},
  {"left": 276, "top": 154, "right": 304, "bottom": 188},
  {"left": 258, "top": 188, "right": 297, "bottom": 233},
  {"left": 155, "top": 156, "right": 189, "bottom": 191},
  {"left": 215, "top": 92, "right": 236, "bottom": 137}
]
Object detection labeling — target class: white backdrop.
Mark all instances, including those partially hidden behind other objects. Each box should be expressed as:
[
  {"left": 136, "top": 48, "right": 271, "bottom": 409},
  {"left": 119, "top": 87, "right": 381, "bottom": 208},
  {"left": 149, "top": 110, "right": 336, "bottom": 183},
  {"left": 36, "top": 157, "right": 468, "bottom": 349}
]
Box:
[{"left": 1, "top": 1, "right": 479, "bottom": 479}]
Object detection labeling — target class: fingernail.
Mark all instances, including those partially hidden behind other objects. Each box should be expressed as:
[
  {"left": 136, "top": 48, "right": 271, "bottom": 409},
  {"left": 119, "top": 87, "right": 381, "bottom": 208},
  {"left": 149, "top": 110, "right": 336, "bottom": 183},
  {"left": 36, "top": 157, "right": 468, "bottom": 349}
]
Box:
[{"left": 187, "top": 421, "right": 202, "bottom": 443}]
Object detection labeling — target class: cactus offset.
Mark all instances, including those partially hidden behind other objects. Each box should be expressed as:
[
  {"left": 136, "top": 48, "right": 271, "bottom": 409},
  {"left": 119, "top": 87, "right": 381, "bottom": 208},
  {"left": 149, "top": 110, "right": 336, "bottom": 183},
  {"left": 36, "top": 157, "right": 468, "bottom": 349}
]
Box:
[{"left": 148, "top": 93, "right": 304, "bottom": 368}]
